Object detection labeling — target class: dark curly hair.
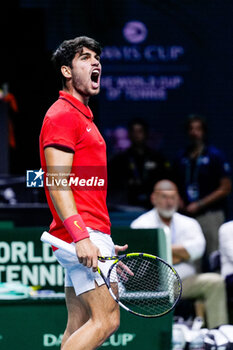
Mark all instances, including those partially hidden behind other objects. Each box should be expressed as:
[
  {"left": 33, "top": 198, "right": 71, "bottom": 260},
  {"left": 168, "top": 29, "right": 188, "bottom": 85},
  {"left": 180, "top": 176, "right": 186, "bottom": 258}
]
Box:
[{"left": 52, "top": 36, "right": 102, "bottom": 86}]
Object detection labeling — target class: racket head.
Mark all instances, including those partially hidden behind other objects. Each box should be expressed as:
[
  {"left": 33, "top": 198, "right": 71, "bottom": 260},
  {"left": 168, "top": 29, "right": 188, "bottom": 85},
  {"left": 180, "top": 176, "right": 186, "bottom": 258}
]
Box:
[{"left": 104, "top": 253, "right": 182, "bottom": 318}]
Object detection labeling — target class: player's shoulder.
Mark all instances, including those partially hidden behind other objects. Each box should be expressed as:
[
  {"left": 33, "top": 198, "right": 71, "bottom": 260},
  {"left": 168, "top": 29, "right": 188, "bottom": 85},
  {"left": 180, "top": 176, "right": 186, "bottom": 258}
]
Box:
[
  {"left": 46, "top": 98, "right": 74, "bottom": 119},
  {"left": 43, "top": 98, "right": 83, "bottom": 128}
]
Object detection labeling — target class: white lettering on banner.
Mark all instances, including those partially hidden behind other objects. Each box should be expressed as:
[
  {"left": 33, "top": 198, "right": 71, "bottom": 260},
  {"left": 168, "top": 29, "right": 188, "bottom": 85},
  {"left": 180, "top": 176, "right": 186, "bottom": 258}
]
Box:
[
  {"left": 28, "top": 242, "right": 43, "bottom": 263},
  {"left": 6, "top": 265, "right": 21, "bottom": 282},
  {"left": 102, "top": 333, "right": 136, "bottom": 347},
  {"left": 43, "top": 333, "right": 136, "bottom": 347},
  {"left": 43, "top": 244, "right": 57, "bottom": 263},
  {"left": 0, "top": 242, "right": 10, "bottom": 263},
  {"left": 101, "top": 45, "right": 184, "bottom": 62},
  {"left": 40, "top": 265, "right": 56, "bottom": 286},
  {"left": 0, "top": 241, "right": 56, "bottom": 263},
  {"left": 144, "top": 45, "right": 184, "bottom": 61},
  {"left": 100, "top": 43, "right": 185, "bottom": 102},
  {"left": 101, "top": 75, "right": 183, "bottom": 101},
  {"left": 101, "top": 76, "right": 183, "bottom": 89},
  {"left": 0, "top": 241, "right": 63, "bottom": 286},
  {"left": 43, "top": 334, "right": 63, "bottom": 347},
  {"left": 57, "top": 265, "right": 64, "bottom": 286},
  {"left": 0, "top": 264, "right": 64, "bottom": 286},
  {"left": 22, "top": 265, "right": 39, "bottom": 285},
  {"left": 11, "top": 242, "right": 27, "bottom": 263}
]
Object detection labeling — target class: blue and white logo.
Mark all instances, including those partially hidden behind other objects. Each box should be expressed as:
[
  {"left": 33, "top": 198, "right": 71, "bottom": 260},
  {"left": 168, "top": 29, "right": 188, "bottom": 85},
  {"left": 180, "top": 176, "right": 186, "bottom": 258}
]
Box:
[
  {"left": 123, "top": 21, "right": 148, "bottom": 44},
  {"left": 26, "top": 169, "right": 44, "bottom": 187}
]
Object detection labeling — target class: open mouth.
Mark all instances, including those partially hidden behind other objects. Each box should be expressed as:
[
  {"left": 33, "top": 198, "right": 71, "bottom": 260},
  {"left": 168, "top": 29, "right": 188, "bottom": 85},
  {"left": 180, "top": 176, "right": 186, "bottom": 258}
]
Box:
[{"left": 91, "top": 69, "right": 100, "bottom": 88}]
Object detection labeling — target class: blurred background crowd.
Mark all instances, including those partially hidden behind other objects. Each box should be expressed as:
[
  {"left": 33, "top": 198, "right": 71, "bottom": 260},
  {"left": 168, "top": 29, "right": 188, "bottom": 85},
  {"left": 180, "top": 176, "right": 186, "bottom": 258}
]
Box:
[{"left": 1, "top": 0, "right": 233, "bottom": 332}]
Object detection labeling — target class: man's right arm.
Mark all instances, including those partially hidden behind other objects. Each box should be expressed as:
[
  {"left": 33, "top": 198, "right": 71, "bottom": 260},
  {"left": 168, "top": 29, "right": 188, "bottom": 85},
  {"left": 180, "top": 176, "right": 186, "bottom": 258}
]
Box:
[
  {"left": 177, "top": 219, "right": 206, "bottom": 263},
  {"left": 44, "top": 146, "right": 100, "bottom": 271},
  {"left": 172, "top": 245, "right": 190, "bottom": 264}
]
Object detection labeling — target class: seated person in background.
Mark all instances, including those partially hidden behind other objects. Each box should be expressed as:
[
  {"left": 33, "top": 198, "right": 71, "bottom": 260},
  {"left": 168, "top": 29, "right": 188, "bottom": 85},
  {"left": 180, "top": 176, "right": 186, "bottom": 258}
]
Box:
[
  {"left": 219, "top": 221, "right": 233, "bottom": 300},
  {"left": 130, "top": 179, "right": 228, "bottom": 329},
  {"left": 172, "top": 114, "right": 232, "bottom": 268},
  {"left": 108, "top": 118, "right": 171, "bottom": 209}
]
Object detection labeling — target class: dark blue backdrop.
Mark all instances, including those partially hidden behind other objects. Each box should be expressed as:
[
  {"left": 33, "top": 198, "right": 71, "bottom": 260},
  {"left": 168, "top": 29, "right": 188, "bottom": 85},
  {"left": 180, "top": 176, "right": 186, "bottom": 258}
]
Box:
[{"left": 1, "top": 0, "right": 233, "bottom": 216}]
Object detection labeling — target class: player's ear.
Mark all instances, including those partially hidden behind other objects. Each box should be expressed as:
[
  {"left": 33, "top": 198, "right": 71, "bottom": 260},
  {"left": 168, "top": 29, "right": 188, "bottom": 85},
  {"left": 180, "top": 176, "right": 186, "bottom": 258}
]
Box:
[{"left": 61, "top": 65, "right": 72, "bottom": 79}]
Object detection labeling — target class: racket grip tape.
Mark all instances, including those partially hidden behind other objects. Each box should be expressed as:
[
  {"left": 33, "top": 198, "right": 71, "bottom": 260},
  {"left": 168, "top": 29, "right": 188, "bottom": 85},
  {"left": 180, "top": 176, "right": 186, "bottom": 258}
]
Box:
[
  {"left": 40, "top": 231, "right": 117, "bottom": 261},
  {"left": 40, "top": 231, "right": 110, "bottom": 261},
  {"left": 41, "top": 231, "right": 76, "bottom": 256}
]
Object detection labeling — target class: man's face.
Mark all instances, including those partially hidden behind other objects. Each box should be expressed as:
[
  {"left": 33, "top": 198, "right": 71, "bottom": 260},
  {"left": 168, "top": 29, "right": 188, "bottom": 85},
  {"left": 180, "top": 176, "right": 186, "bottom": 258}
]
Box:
[
  {"left": 151, "top": 189, "right": 179, "bottom": 218},
  {"left": 129, "top": 124, "right": 147, "bottom": 146},
  {"left": 69, "top": 47, "right": 102, "bottom": 97},
  {"left": 188, "top": 120, "right": 205, "bottom": 144}
]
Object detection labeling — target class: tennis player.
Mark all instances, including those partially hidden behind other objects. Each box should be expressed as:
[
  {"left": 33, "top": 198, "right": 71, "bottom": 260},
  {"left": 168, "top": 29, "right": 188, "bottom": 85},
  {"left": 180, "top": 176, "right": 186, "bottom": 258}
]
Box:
[{"left": 39, "top": 36, "right": 127, "bottom": 350}]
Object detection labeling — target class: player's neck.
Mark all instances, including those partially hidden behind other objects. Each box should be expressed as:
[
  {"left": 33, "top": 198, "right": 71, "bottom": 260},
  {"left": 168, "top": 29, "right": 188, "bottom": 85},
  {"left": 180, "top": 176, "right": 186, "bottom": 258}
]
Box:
[{"left": 63, "top": 87, "right": 90, "bottom": 106}]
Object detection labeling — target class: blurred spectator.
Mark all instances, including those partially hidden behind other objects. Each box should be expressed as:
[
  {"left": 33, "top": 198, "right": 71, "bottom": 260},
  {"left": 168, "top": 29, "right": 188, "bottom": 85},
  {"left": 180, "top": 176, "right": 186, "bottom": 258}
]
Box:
[
  {"left": 173, "top": 114, "right": 232, "bottom": 268},
  {"left": 219, "top": 221, "right": 233, "bottom": 301},
  {"left": 0, "top": 187, "right": 17, "bottom": 205},
  {"left": 0, "top": 82, "right": 18, "bottom": 149},
  {"left": 104, "top": 127, "right": 131, "bottom": 155},
  {"left": 0, "top": 82, "right": 19, "bottom": 174},
  {"left": 108, "top": 118, "right": 171, "bottom": 209},
  {"left": 131, "top": 179, "right": 228, "bottom": 329}
]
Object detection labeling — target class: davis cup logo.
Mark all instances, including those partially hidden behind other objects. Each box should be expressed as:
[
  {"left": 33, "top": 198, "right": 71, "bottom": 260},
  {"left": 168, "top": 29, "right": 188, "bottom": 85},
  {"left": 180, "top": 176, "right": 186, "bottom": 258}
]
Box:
[{"left": 123, "top": 21, "right": 148, "bottom": 44}]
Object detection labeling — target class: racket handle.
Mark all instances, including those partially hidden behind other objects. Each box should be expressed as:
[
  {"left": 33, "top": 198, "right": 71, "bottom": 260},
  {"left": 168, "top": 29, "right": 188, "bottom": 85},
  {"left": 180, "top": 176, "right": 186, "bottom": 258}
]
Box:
[
  {"left": 41, "top": 231, "right": 77, "bottom": 256},
  {"left": 41, "top": 231, "right": 117, "bottom": 261}
]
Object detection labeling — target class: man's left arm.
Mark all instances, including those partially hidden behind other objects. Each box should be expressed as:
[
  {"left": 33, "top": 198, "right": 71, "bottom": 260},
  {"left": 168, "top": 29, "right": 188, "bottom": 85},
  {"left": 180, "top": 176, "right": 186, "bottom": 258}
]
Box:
[{"left": 186, "top": 177, "right": 232, "bottom": 215}]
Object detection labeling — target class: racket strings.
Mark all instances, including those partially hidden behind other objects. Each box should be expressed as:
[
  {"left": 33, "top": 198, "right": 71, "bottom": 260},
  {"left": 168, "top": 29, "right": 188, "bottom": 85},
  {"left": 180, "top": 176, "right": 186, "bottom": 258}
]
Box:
[{"left": 109, "top": 255, "right": 181, "bottom": 317}]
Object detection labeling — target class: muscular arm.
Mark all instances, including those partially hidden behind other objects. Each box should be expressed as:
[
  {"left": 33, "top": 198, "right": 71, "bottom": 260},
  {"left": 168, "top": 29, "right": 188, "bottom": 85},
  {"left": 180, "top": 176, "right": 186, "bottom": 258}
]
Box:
[
  {"left": 44, "top": 147, "right": 77, "bottom": 219},
  {"left": 172, "top": 244, "right": 190, "bottom": 265},
  {"left": 44, "top": 146, "right": 100, "bottom": 271}
]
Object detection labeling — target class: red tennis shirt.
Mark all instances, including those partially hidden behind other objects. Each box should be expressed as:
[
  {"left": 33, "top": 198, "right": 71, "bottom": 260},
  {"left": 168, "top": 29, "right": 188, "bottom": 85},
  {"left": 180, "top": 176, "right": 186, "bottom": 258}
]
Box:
[{"left": 39, "top": 91, "right": 111, "bottom": 244}]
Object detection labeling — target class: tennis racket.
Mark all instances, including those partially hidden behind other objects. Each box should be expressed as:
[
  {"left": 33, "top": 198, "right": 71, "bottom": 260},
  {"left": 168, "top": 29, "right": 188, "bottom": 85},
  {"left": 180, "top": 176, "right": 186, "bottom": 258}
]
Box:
[{"left": 41, "top": 231, "right": 182, "bottom": 318}]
